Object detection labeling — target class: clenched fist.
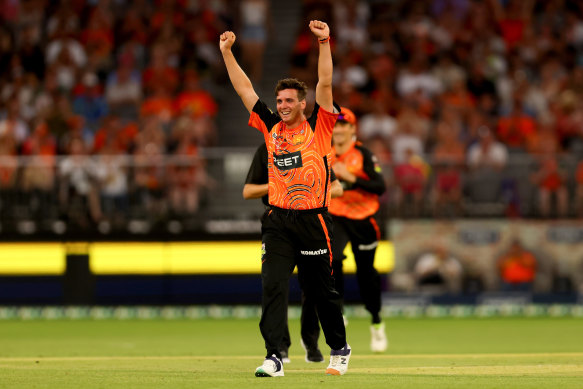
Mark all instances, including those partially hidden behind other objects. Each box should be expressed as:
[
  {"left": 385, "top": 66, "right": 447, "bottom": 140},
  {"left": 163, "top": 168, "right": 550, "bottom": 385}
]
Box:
[
  {"left": 309, "top": 20, "right": 330, "bottom": 40},
  {"left": 219, "top": 31, "right": 236, "bottom": 53}
]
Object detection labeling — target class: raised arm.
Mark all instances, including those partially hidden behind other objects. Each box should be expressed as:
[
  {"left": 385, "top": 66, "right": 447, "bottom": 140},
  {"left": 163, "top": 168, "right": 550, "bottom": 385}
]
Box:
[
  {"left": 219, "top": 31, "right": 259, "bottom": 113},
  {"left": 309, "top": 20, "right": 334, "bottom": 112}
]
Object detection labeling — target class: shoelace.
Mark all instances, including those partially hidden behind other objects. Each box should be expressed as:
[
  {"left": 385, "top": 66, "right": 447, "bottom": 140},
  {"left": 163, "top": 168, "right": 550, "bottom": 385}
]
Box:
[
  {"left": 329, "top": 355, "right": 341, "bottom": 366},
  {"left": 265, "top": 359, "right": 279, "bottom": 371}
]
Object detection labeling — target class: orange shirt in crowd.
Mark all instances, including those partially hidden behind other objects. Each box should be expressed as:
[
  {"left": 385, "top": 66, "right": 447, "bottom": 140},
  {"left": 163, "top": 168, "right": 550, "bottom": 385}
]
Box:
[
  {"left": 496, "top": 115, "right": 536, "bottom": 148},
  {"left": 499, "top": 251, "right": 537, "bottom": 284}
]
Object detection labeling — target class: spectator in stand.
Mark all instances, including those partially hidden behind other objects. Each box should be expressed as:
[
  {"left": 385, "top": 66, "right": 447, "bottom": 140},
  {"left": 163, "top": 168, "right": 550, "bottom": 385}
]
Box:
[
  {"left": 114, "top": 6, "right": 149, "bottom": 69},
  {"left": 47, "top": 94, "right": 93, "bottom": 153},
  {"left": 46, "top": 1, "right": 81, "bottom": 41},
  {"left": 0, "top": 99, "right": 29, "bottom": 151},
  {"left": 414, "top": 243, "right": 463, "bottom": 294},
  {"left": 181, "top": 17, "right": 224, "bottom": 79},
  {"left": 174, "top": 70, "right": 218, "bottom": 120},
  {"left": 132, "top": 141, "right": 167, "bottom": 221},
  {"left": 20, "top": 121, "right": 57, "bottom": 221},
  {"left": 431, "top": 121, "right": 465, "bottom": 218},
  {"left": 554, "top": 90, "right": 583, "bottom": 152},
  {"left": 132, "top": 115, "right": 167, "bottom": 218},
  {"left": 59, "top": 137, "right": 102, "bottom": 228},
  {"left": 332, "top": 0, "right": 370, "bottom": 51},
  {"left": 0, "top": 128, "right": 19, "bottom": 221},
  {"left": 105, "top": 53, "right": 142, "bottom": 120},
  {"left": 433, "top": 52, "right": 466, "bottom": 94},
  {"left": 150, "top": 0, "right": 185, "bottom": 33},
  {"left": 333, "top": 52, "right": 369, "bottom": 96},
  {"left": 396, "top": 53, "right": 442, "bottom": 101},
  {"left": 167, "top": 135, "right": 211, "bottom": 218},
  {"left": 18, "top": 24, "right": 45, "bottom": 81},
  {"left": 71, "top": 72, "right": 109, "bottom": 132},
  {"left": 440, "top": 78, "right": 475, "bottom": 120},
  {"left": 142, "top": 44, "right": 179, "bottom": 96},
  {"left": 94, "top": 143, "right": 129, "bottom": 229},
  {"left": 497, "top": 239, "right": 537, "bottom": 292},
  {"left": 391, "top": 105, "right": 428, "bottom": 164},
  {"left": 530, "top": 154, "right": 569, "bottom": 218},
  {"left": 0, "top": 24, "right": 14, "bottom": 73},
  {"left": 140, "top": 85, "right": 175, "bottom": 127},
  {"left": 393, "top": 147, "right": 429, "bottom": 217},
  {"left": 466, "top": 126, "right": 509, "bottom": 208},
  {"left": 496, "top": 100, "right": 537, "bottom": 152},
  {"left": 526, "top": 119, "right": 561, "bottom": 156},
  {"left": 150, "top": 20, "right": 183, "bottom": 68},
  {"left": 80, "top": 9, "right": 114, "bottom": 74},
  {"left": 467, "top": 126, "right": 508, "bottom": 172},
  {"left": 170, "top": 110, "right": 216, "bottom": 149},
  {"left": 487, "top": 0, "right": 535, "bottom": 51},
  {"left": 46, "top": 28, "right": 87, "bottom": 72},
  {"left": 466, "top": 60, "right": 497, "bottom": 105},
  {"left": 575, "top": 160, "right": 583, "bottom": 218},
  {"left": 48, "top": 43, "right": 82, "bottom": 93},
  {"left": 357, "top": 96, "right": 397, "bottom": 144},
  {"left": 238, "top": 0, "right": 271, "bottom": 82}
]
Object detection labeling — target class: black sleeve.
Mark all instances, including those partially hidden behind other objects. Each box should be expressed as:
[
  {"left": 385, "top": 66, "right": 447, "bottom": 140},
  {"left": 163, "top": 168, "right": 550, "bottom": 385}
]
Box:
[
  {"left": 245, "top": 143, "right": 269, "bottom": 185},
  {"left": 308, "top": 101, "right": 340, "bottom": 132},
  {"left": 330, "top": 169, "right": 337, "bottom": 182},
  {"left": 352, "top": 146, "right": 386, "bottom": 195},
  {"left": 252, "top": 100, "right": 281, "bottom": 132}
]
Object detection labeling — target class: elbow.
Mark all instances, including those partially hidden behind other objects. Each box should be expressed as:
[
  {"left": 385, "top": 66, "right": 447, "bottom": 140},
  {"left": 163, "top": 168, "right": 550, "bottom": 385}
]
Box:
[{"left": 242, "top": 187, "right": 251, "bottom": 200}]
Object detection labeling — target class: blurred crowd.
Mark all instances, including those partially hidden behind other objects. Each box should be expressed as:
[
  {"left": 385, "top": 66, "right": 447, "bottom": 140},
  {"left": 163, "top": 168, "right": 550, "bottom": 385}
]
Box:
[
  {"left": 2, "top": 0, "right": 583, "bottom": 231},
  {"left": 294, "top": 0, "right": 583, "bottom": 219},
  {"left": 0, "top": 0, "right": 241, "bottom": 228}
]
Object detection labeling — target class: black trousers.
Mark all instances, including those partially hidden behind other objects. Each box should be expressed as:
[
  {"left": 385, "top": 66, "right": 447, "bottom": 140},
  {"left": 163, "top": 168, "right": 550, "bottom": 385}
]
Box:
[
  {"left": 279, "top": 290, "right": 320, "bottom": 352},
  {"left": 330, "top": 214, "right": 382, "bottom": 321},
  {"left": 260, "top": 207, "right": 346, "bottom": 358}
]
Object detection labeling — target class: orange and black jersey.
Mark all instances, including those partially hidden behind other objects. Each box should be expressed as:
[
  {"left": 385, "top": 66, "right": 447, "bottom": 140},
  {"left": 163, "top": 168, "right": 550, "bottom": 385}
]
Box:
[
  {"left": 245, "top": 143, "right": 338, "bottom": 207},
  {"left": 329, "top": 141, "right": 386, "bottom": 219},
  {"left": 248, "top": 100, "right": 338, "bottom": 210}
]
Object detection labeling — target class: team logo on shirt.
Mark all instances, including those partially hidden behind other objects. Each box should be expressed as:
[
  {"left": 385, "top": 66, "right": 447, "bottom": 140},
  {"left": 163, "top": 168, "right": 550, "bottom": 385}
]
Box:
[
  {"left": 289, "top": 130, "right": 306, "bottom": 145},
  {"left": 273, "top": 151, "right": 303, "bottom": 171}
]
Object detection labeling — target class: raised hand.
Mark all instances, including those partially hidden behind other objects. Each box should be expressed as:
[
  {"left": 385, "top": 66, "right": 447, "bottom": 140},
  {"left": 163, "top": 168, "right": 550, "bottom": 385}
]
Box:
[
  {"left": 309, "top": 20, "right": 330, "bottom": 40},
  {"left": 219, "top": 31, "right": 236, "bottom": 53}
]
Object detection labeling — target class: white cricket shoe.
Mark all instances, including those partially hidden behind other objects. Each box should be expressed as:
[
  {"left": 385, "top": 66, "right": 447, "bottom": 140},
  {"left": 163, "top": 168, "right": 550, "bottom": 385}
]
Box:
[
  {"left": 255, "top": 354, "right": 284, "bottom": 377},
  {"left": 325, "top": 343, "right": 351, "bottom": 375},
  {"left": 370, "top": 322, "right": 388, "bottom": 352}
]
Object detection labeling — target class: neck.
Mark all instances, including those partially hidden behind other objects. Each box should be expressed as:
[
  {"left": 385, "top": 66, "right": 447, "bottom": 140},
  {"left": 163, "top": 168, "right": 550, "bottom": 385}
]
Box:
[{"left": 283, "top": 115, "right": 305, "bottom": 129}]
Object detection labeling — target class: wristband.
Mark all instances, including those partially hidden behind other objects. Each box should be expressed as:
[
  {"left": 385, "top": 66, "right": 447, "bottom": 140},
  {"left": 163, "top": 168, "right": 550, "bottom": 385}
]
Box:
[{"left": 318, "top": 36, "right": 330, "bottom": 44}]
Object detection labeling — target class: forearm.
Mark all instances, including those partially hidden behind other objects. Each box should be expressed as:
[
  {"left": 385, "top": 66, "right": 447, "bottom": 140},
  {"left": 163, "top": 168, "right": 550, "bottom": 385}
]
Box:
[
  {"left": 243, "top": 183, "right": 268, "bottom": 199},
  {"left": 317, "top": 39, "right": 333, "bottom": 88},
  {"left": 353, "top": 175, "right": 386, "bottom": 195},
  {"left": 311, "top": 20, "right": 333, "bottom": 110},
  {"left": 221, "top": 49, "right": 258, "bottom": 112}
]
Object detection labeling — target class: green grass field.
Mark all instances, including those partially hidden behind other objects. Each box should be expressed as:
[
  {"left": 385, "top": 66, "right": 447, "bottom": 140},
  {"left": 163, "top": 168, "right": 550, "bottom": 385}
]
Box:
[{"left": 1, "top": 317, "right": 582, "bottom": 388}]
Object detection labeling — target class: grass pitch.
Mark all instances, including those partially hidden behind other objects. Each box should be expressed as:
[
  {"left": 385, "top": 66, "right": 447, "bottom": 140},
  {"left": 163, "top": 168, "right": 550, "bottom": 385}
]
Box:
[{"left": 0, "top": 317, "right": 582, "bottom": 388}]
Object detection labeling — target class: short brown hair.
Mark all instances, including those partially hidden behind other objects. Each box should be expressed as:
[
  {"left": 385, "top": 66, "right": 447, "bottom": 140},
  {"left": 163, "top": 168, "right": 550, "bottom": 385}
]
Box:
[{"left": 275, "top": 78, "right": 308, "bottom": 101}]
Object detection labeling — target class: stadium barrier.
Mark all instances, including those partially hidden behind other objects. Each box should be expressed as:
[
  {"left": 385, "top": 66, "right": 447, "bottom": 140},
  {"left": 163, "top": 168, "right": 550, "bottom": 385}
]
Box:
[{"left": 0, "top": 303, "right": 582, "bottom": 321}]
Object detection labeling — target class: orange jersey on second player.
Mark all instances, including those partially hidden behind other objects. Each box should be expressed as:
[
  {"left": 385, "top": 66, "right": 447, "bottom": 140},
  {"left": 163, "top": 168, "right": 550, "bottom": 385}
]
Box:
[
  {"left": 248, "top": 100, "right": 338, "bottom": 210},
  {"left": 329, "top": 141, "right": 384, "bottom": 219}
]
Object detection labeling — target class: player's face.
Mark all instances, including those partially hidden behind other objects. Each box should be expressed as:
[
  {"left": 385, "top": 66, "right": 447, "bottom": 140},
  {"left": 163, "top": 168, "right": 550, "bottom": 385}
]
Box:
[
  {"left": 276, "top": 89, "right": 305, "bottom": 126},
  {"left": 332, "top": 121, "right": 355, "bottom": 146}
]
